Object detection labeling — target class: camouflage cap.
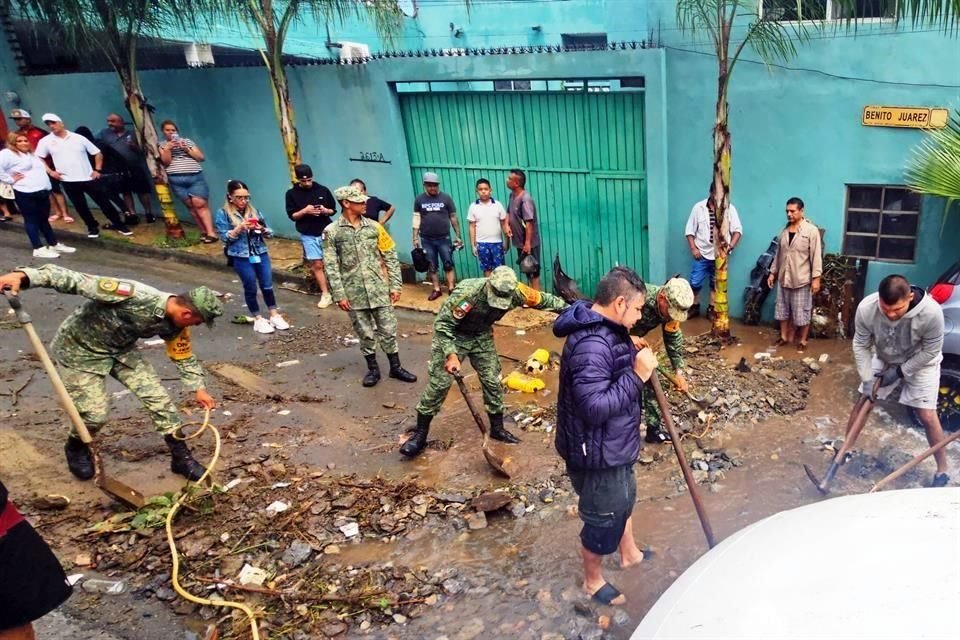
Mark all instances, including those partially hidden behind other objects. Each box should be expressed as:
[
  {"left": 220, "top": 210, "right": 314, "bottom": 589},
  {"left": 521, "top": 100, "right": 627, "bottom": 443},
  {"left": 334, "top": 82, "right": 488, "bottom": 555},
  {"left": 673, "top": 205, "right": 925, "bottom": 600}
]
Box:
[
  {"left": 187, "top": 286, "right": 223, "bottom": 327},
  {"left": 486, "top": 266, "right": 517, "bottom": 310},
  {"left": 662, "top": 277, "right": 694, "bottom": 322},
  {"left": 334, "top": 185, "right": 368, "bottom": 204}
]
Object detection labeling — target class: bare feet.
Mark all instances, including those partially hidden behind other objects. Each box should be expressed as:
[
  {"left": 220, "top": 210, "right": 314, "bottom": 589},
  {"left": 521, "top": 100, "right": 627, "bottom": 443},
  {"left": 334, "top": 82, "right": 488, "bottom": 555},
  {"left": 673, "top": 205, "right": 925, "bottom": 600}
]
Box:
[{"left": 620, "top": 548, "right": 645, "bottom": 569}]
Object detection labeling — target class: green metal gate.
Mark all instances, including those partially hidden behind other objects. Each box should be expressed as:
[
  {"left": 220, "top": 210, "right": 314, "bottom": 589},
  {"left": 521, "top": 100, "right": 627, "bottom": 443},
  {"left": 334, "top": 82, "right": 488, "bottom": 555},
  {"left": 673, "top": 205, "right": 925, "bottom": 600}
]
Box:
[{"left": 399, "top": 90, "right": 647, "bottom": 296}]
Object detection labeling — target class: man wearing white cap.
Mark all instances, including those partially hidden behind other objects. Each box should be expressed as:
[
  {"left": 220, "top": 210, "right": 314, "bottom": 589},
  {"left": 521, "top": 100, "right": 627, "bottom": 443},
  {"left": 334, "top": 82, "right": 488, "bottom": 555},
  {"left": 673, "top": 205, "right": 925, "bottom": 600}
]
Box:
[
  {"left": 412, "top": 171, "right": 463, "bottom": 300},
  {"left": 8, "top": 109, "right": 71, "bottom": 223},
  {"left": 34, "top": 113, "right": 131, "bottom": 238}
]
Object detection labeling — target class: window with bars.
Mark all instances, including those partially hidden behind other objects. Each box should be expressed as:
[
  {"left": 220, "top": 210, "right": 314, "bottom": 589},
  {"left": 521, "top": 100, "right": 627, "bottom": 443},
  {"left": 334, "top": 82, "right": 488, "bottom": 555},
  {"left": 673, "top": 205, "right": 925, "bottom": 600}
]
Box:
[
  {"left": 760, "top": 0, "right": 895, "bottom": 20},
  {"left": 842, "top": 185, "right": 921, "bottom": 262}
]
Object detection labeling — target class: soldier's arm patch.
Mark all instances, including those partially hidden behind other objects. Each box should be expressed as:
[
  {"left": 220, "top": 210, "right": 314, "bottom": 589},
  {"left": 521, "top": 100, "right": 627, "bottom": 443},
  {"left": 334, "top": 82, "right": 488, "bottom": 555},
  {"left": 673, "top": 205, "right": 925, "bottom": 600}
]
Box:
[
  {"left": 165, "top": 328, "right": 194, "bottom": 361},
  {"left": 452, "top": 300, "right": 472, "bottom": 320},
  {"left": 376, "top": 223, "right": 396, "bottom": 253},
  {"left": 97, "top": 278, "right": 118, "bottom": 292},
  {"left": 665, "top": 320, "right": 681, "bottom": 333},
  {"left": 97, "top": 278, "right": 135, "bottom": 296},
  {"left": 517, "top": 283, "right": 541, "bottom": 307}
]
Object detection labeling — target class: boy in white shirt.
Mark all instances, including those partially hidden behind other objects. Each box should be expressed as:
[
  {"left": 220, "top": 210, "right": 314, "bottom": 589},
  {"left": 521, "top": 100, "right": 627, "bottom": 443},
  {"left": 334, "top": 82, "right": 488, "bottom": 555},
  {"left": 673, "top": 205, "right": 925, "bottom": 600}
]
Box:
[{"left": 467, "top": 178, "right": 511, "bottom": 276}]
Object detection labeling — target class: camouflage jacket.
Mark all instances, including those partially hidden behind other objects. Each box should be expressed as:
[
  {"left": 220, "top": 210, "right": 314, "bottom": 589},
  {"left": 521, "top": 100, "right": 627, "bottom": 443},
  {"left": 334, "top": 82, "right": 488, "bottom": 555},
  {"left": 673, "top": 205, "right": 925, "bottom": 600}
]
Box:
[
  {"left": 631, "top": 282, "right": 685, "bottom": 371},
  {"left": 322, "top": 215, "right": 401, "bottom": 310},
  {"left": 19, "top": 265, "right": 206, "bottom": 390},
  {"left": 434, "top": 278, "right": 567, "bottom": 357}
]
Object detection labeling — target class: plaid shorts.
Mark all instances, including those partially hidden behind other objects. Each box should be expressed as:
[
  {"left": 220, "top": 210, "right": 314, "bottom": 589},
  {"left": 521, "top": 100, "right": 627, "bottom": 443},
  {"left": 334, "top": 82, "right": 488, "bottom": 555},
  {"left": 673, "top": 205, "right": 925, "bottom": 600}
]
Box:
[{"left": 774, "top": 284, "right": 813, "bottom": 326}]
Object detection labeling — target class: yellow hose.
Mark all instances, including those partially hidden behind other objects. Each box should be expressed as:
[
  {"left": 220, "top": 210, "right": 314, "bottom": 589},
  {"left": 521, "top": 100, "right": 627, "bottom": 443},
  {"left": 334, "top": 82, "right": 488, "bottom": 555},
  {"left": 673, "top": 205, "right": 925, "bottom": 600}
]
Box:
[{"left": 164, "top": 408, "right": 261, "bottom": 640}]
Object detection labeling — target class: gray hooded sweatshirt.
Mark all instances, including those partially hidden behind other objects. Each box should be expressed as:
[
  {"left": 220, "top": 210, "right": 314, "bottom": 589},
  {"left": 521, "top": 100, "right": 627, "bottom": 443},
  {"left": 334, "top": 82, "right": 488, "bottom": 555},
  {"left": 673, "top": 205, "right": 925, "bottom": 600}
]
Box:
[{"left": 853, "top": 289, "right": 944, "bottom": 384}]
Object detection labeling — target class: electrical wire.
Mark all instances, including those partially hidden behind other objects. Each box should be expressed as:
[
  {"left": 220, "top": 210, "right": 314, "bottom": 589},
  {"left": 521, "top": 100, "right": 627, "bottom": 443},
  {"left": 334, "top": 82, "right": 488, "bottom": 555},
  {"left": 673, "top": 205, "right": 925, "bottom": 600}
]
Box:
[{"left": 164, "top": 409, "right": 261, "bottom": 640}]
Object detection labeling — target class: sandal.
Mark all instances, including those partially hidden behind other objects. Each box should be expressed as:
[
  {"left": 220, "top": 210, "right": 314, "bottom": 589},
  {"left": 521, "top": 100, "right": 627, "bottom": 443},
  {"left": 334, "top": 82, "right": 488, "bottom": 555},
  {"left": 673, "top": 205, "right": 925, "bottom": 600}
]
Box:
[
  {"left": 590, "top": 582, "right": 625, "bottom": 606},
  {"left": 773, "top": 338, "right": 789, "bottom": 347},
  {"left": 797, "top": 342, "right": 808, "bottom": 353},
  {"left": 201, "top": 235, "right": 219, "bottom": 244},
  {"left": 62, "top": 215, "right": 75, "bottom": 223}
]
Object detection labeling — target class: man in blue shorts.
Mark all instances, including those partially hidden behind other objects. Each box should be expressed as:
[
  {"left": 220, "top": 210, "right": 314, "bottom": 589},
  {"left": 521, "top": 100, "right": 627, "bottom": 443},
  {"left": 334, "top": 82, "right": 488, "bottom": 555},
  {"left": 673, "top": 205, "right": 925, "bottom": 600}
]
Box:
[
  {"left": 684, "top": 184, "right": 742, "bottom": 318},
  {"left": 285, "top": 164, "right": 337, "bottom": 308}
]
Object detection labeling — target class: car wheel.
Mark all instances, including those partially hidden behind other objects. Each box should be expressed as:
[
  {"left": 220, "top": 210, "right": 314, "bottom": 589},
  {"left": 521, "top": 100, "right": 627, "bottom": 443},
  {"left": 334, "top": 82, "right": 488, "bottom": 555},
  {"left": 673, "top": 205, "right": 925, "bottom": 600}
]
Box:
[{"left": 909, "top": 363, "right": 960, "bottom": 432}]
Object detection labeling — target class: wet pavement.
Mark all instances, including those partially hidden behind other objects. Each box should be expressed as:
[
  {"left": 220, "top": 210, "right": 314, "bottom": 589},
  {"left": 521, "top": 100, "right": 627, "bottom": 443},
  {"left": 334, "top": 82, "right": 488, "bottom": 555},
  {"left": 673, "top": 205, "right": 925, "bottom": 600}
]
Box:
[{"left": 0, "top": 230, "right": 957, "bottom": 639}]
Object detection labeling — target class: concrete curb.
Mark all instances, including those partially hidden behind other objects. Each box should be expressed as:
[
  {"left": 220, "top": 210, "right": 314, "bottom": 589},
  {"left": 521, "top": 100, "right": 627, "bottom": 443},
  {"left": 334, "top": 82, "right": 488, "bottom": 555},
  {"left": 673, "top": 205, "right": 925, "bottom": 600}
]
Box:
[{"left": 0, "top": 221, "right": 317, "bottom": 290}]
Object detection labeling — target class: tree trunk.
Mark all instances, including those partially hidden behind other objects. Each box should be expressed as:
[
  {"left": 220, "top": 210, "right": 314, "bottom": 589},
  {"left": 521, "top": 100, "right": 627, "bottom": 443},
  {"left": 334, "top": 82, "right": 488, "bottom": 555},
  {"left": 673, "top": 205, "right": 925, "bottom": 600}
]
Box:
[
  {"left": 267, "top": 62, "right": 301, "bottom": 183},
  {"left": 711, "top": 71, "right": 733, "bottom": 338},
  {"left": 117, "top": 67, "right": 185, "bottom": 239}
]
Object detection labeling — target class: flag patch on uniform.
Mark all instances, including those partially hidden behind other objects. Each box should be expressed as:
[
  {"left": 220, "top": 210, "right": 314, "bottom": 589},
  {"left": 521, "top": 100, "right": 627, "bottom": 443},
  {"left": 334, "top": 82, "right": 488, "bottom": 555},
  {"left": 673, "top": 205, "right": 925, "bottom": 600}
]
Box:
[
  {"left": 452, "top": 300, "right": 472, "bottom": 319},
  {"left": 97, "top": 278, "right": 118, "bottom": 292},
  {"left": 116, "top": 281, "right": 134, "bottom": 296}
]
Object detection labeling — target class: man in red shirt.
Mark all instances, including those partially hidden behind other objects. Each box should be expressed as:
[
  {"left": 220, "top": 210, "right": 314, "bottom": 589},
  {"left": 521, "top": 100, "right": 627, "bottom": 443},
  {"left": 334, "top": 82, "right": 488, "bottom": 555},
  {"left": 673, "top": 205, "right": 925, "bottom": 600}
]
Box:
[{"left": 8, "top": 109, "right": 72, "bottom": 223}]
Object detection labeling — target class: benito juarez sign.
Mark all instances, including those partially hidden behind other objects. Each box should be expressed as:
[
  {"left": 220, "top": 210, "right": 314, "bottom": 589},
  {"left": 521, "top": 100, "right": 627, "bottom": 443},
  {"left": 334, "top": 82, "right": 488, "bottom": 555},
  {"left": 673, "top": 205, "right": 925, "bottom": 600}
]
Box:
[{"left": 862, "top": 105, "right": 949, "bottom": 129}]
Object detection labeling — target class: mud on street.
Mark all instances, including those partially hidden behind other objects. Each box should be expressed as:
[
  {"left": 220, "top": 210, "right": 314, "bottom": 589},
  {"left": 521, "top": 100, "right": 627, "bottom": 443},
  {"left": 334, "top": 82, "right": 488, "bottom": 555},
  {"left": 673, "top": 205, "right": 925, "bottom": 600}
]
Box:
[{"left": 1, "top": 234, "right": 957, "bottom": 640}]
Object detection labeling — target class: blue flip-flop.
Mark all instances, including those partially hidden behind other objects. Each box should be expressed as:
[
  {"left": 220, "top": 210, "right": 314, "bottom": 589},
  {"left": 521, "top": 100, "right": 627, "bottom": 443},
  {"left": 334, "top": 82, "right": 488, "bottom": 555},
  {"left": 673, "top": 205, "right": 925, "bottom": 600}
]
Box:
[{"left": 591, "top": 582, "right": 624, "bottom": 605}]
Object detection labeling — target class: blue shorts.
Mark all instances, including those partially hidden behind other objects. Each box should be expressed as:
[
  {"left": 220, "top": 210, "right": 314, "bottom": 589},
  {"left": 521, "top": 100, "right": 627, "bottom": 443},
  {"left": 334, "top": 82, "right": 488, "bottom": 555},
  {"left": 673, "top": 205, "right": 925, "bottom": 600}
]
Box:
[
  {"left": 300, "top": 234, "right": 323, "bottom": 261},
  {"left": 420, "top": 235, "right": 454, "bottom": 272},
  {"left": 567, "top": 464, "right": 636, "bottom": 555},
  {"left": 476, "top": 242, "right": 505, "bottom": 272},
  {"left": 690, "top": 256, "right": 716, "bottom": 292},
  {"left": 167, "top": 172, "right": 210, "bottom": 202}
]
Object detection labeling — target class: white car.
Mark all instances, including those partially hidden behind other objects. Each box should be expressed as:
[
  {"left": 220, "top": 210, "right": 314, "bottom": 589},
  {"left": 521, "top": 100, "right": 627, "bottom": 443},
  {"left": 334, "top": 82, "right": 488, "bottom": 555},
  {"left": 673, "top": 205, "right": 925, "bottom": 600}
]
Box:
[{"left": 632, "top": 488, "right": 960, "bottom": 640}]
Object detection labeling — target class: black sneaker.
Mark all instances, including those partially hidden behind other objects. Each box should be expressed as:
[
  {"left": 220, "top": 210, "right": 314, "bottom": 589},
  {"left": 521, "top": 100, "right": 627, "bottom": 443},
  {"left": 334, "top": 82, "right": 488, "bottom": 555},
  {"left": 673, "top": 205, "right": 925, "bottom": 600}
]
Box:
[
  {"left": 116, "top": 227, "right": 134, "bottom": 237},
  {"left": 87, "top": 230, "right": 100, "bottom": 239},
  {"left": 145, "top": 214, "right": 157, "bottom": 223}
]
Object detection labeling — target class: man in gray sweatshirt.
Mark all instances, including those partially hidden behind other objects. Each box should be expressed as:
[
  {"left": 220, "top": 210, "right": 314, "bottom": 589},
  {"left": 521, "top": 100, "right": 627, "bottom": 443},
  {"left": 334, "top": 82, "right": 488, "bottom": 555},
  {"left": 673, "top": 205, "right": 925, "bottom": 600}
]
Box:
[{"left": 853, "top": 274, "right": 949, "bottom": 487}]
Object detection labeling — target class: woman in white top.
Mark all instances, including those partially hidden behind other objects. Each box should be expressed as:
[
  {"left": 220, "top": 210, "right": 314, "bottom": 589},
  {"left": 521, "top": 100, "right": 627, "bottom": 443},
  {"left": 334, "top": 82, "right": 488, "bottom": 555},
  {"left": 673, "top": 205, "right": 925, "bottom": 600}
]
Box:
[
  {"left": 0, "top": 132, "right": 75, "bottom": 258},
  {"left": 158, "top": 119, "right": 216, "bottom": 243}
]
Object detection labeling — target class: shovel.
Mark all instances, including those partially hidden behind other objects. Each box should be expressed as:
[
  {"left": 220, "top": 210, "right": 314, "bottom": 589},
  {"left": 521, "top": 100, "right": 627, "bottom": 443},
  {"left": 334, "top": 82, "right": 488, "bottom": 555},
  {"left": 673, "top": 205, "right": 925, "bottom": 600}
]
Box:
[
  {"left": 4, "top": 292, "right": 146, "bottom": 509},
  {"left": 451, "top": 372, "right": 517, "bottom": 478},
  {"left": 648, "top": 372, "right": 717, "bottom": 548},
  {"left": 803, "top": 379, "right": 882, "bottom": 496}
]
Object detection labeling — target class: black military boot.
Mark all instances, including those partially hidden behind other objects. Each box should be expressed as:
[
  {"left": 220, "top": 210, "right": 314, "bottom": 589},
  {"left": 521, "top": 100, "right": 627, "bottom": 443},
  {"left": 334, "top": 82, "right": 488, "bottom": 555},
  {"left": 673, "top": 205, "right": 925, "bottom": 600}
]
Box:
[
  {"left": 488, "top": 413, "right": 521, "bottom": 444},
  {"left": 363, "top": 354, "right": 381, "bottom": 387},
  {"left": 400, "top": 412, "right": 432, "bottom": 458},
  {"left": 644, "top": 422, "right": 671, "bottom": 444},
  {"left": 387, "top": 353, "right": 417, "bottom": 383},
  {"left": 164, "top": 434, "right": 206, "bottom": 481},
  {"left": 64, "top": 435, "right": 94, "bottom": 480}
]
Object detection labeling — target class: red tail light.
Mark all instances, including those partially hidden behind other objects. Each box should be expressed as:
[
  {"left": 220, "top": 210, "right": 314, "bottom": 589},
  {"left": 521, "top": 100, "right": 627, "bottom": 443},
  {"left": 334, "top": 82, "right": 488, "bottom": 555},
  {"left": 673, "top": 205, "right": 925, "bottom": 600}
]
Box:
[{"left": 930, "top": 283, "right": 955, "bottom": 305}]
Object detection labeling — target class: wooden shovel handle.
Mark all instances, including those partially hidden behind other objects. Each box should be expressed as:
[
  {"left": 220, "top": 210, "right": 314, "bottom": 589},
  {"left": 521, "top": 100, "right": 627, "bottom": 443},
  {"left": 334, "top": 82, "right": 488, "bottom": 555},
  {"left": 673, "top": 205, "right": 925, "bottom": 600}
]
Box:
[
  {"left": 649, "top": 372, "right": 717, "bottom": 549},
  {"left": 870, "top": 428, "right": 960, "bottom": 493},
  {"left": 5, "top": 292, "right": 94, "bottom": 444},
  {"left": 452, "top": 372, "right": 489, "bottom": 437}
]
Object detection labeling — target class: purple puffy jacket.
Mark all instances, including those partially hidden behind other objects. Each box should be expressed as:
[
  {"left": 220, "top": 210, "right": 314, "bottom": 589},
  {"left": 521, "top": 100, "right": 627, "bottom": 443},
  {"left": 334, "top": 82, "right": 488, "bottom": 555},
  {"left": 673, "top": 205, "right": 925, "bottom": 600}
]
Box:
[{"left": 553, "top": 300, "right": 644, "bottom": 470}]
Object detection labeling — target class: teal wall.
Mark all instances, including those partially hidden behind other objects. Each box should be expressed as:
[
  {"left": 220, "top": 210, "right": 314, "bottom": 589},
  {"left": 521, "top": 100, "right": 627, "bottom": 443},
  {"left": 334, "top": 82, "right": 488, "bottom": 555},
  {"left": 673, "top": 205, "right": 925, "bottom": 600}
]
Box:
[
  {"left": 661, "top": 24, "right": 960, "bottom": 316},
  {"left": 9, "top": 1, "right": 960, "bottom": 317}
]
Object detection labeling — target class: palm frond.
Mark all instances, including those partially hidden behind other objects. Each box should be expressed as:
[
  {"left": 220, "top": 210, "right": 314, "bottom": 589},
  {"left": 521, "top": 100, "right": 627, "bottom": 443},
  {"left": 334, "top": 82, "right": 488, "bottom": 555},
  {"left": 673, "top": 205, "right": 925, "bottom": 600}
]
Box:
[{"left": 905, "top": 108, "right": 960, "bottom": 212}]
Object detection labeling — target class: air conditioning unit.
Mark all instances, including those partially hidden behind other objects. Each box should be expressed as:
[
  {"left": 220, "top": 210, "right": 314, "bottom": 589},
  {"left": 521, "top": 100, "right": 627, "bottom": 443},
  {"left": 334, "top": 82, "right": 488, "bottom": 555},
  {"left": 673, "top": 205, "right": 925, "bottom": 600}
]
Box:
[
  {"left": 339, "top": 41, "right": 371, "bottom": 62},
  {"left": 184, "top": 43, "right": 215, "bottom": 67}
]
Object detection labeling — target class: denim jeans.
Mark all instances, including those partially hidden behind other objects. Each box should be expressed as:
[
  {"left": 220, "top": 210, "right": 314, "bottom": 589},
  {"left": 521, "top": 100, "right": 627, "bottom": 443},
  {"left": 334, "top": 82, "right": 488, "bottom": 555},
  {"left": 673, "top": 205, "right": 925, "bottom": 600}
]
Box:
[
  {"left": 232, "top": 252, "right": 276, "bottom": 315},
  {"left": 14, "top": 190, "right": 57, "bottom": 249}
]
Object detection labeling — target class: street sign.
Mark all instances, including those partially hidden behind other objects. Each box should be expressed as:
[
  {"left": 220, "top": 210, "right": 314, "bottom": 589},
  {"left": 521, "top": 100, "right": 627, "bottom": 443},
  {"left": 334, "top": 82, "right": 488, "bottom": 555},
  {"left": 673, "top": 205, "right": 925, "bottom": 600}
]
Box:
[{"left": 862, "top": 105, "right": 949, "bottom": 129}]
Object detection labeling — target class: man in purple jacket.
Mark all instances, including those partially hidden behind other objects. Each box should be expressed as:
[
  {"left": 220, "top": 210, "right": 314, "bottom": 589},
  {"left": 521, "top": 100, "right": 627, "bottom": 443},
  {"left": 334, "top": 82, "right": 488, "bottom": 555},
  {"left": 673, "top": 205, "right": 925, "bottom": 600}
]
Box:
[{"left": 554, "top": 266, "right": 659, "bottom": 606}]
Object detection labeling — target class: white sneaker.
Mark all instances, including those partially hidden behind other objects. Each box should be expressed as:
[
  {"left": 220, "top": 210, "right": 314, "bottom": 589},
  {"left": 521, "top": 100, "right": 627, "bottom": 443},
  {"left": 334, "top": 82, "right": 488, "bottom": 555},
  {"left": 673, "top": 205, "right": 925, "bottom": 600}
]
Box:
[
  {"left": 32, "top": 247, "right": 60, "bottom": 259},
  {"left": 270, "top": 314, "right": 290, "bottom": 330},
  {"left": 51, "top": 243, "right": 76, "bottom": 253},
  {"left": 253, "top": 317, "right": 275, "bottom": 334},
  {"left": 317, "top": 292, "right": 334, "bottom": 309}
]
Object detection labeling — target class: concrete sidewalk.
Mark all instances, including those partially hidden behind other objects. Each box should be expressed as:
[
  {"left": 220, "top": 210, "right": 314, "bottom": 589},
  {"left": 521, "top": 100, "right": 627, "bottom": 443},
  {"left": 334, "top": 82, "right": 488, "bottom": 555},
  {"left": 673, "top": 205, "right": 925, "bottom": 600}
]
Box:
[{"left": 1, "top": 215, "right": 554, "bottom": 329}]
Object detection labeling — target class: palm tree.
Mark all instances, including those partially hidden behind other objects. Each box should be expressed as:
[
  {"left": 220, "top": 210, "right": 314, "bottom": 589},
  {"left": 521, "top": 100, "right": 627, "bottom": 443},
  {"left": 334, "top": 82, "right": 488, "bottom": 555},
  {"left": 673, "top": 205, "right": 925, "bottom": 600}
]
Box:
[
  {"left": 675, "top": 0, "right": 959, "bottom": 338},
  {"left": 214, "top": 0, "right": 404, "bottom": 182},
  {"left": 16, "top": 0, "right": 199, "bottom": 238},
  {"left": 906, "top": 108, "right": 960, "bottom": 213}
]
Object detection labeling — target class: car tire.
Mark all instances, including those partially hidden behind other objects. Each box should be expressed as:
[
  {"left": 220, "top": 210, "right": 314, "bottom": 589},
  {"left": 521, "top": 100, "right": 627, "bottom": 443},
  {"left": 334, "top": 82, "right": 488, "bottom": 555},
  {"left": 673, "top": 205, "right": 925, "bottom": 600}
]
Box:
[{"left": 908, "top": 362, "right": 960, "bottom": 433}]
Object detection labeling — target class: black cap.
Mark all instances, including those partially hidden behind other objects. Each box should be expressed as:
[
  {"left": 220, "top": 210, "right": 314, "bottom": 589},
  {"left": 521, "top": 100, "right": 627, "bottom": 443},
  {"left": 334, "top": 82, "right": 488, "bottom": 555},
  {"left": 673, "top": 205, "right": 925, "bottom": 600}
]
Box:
[{"left": 294, "top": 164, "right": 313, "bottom": 180}]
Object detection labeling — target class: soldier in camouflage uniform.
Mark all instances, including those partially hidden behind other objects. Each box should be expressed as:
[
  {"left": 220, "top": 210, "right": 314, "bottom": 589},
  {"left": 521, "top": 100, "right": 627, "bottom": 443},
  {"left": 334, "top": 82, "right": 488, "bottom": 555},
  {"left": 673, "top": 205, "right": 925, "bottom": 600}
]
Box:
[
  {"left": 324, "top": 185, "right": 417, "bottom": 387},
  {"left": 0, "top": 264, "right": 224, "bottom": 481},
  {"left": 630, "top": 277, "right": 694, "bottom": 444},
  {"left": 401, "top": 265, "right": 567, "bottom": 458}
]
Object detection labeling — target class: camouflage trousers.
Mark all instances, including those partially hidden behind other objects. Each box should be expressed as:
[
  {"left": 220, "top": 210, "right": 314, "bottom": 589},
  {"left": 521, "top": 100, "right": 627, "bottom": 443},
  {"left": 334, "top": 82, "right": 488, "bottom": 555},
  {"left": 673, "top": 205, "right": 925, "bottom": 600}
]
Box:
[
  {"left": 348, "top": 306, "right": 399, "bottom": 356},
  {"left": 415, "top": 333, "right": 504, "bottom": 416},
  {"left": 58, "top": 356, "right": 182, "bottom": 436},
  {"left": 643, "top": 381, "right": 662, "bottom": 428}
]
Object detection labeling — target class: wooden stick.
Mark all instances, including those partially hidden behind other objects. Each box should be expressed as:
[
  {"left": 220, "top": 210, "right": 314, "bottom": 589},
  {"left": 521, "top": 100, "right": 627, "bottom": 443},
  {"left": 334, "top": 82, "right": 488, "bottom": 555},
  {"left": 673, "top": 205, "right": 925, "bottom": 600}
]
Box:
[
  {"left": 649, "top": 372, "right": 717, "bottom": 548},
  {"left": 869, "top": 429, "right": 960, "bottom": 493}
]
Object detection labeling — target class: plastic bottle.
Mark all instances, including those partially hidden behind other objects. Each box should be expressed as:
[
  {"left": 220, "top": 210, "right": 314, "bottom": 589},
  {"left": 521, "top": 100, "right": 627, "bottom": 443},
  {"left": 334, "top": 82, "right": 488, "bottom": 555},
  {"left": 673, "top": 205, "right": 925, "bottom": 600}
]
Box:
[{"left": 81, "top": 578, "right": 128, "bottom": 595}]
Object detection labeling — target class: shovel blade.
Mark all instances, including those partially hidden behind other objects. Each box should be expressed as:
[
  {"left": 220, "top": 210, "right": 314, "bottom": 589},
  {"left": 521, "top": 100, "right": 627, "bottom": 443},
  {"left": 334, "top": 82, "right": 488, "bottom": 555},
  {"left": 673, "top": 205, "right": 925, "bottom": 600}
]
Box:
[
  {"left": 97, "top": 474, "right": 148, "bottom": 509},
  {"left": 803, "top": 464, "right": 829, "bottom": 495}
]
